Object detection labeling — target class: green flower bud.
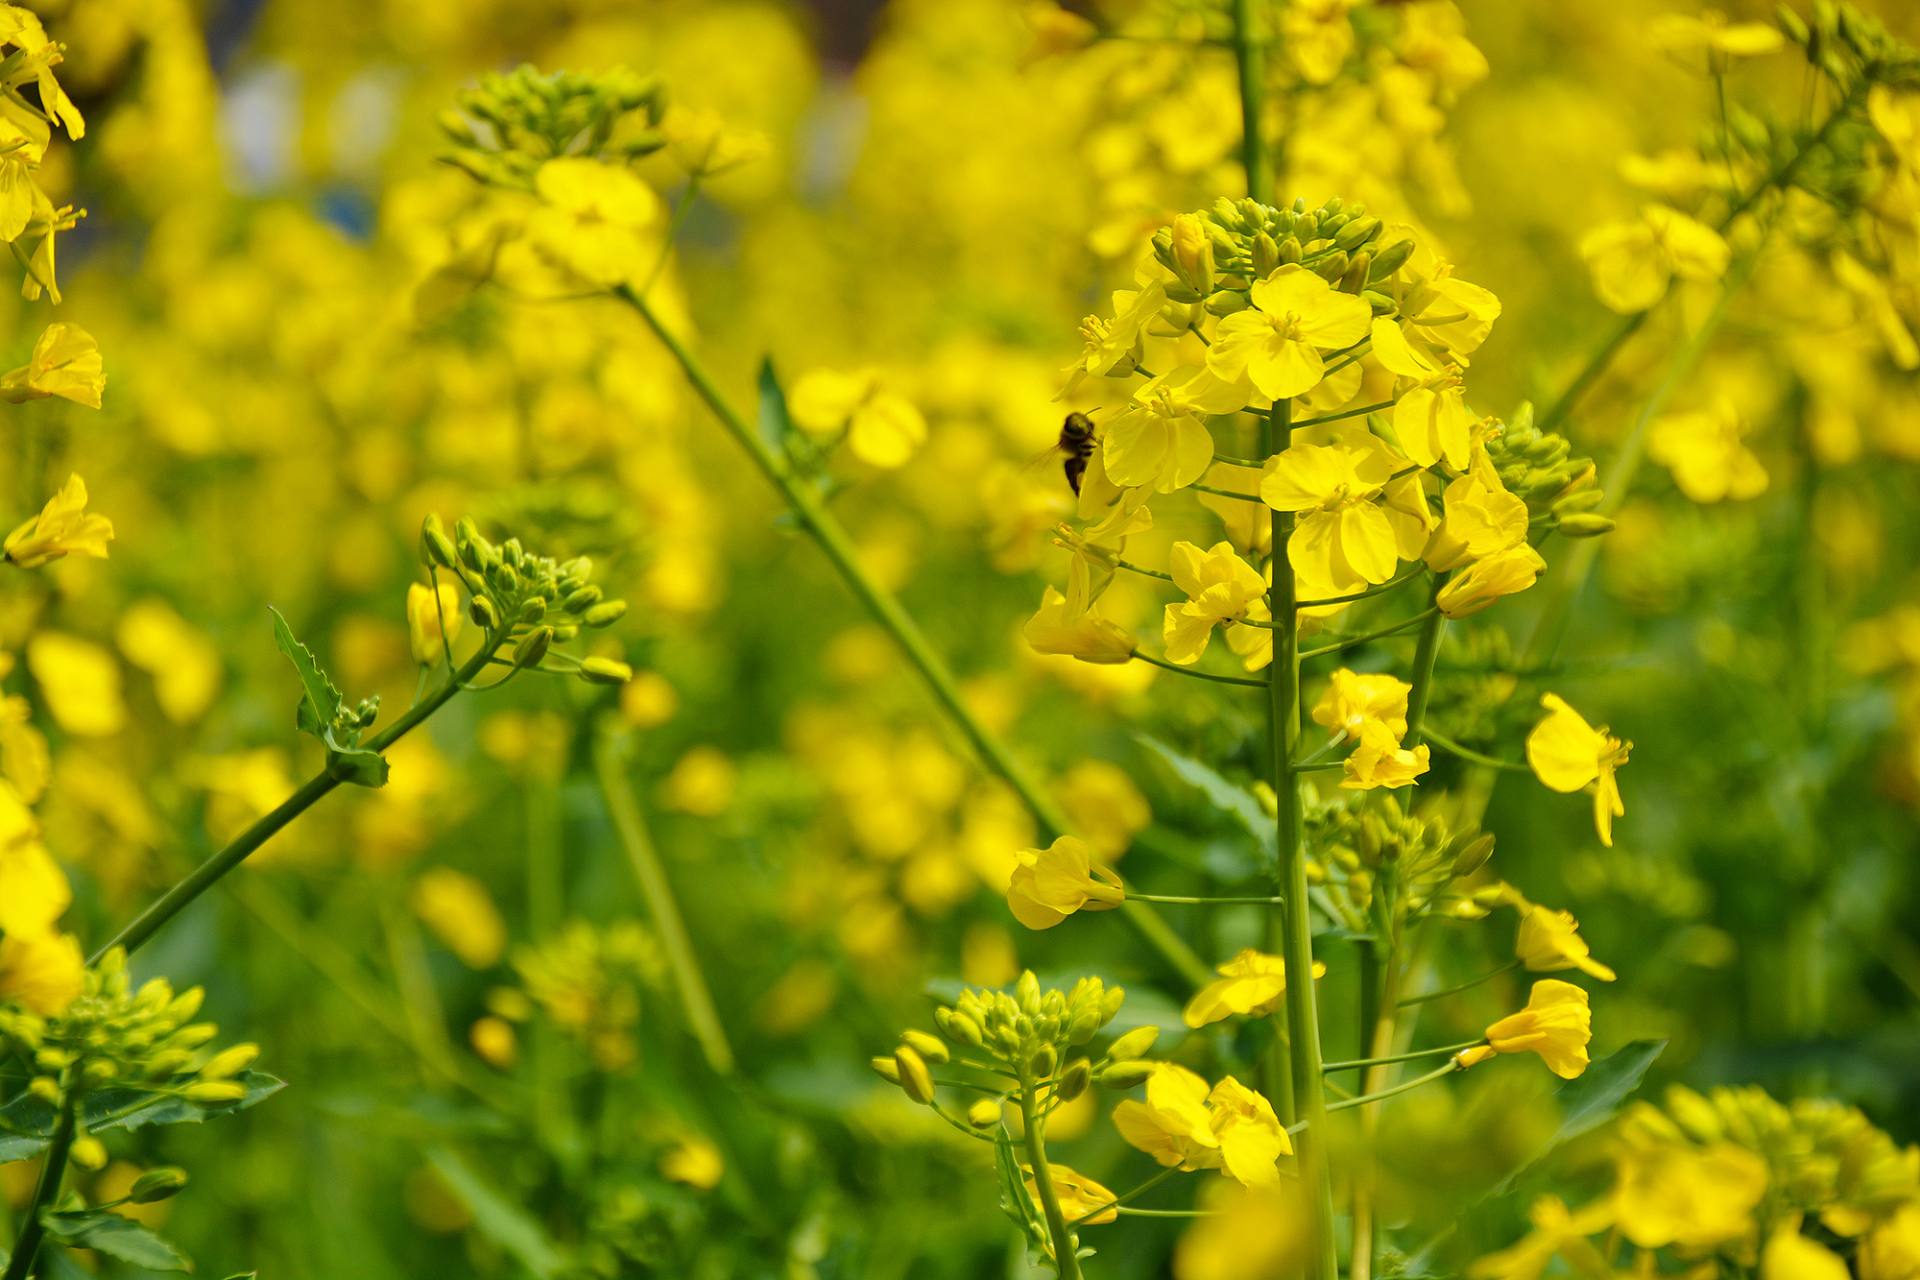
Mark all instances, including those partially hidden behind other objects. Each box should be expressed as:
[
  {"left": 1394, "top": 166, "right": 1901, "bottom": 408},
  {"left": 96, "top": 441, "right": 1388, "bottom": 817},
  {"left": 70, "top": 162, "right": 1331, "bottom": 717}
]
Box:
[
  {"left": 579, "top": 657, "right": 633, "bottom": 685},
  {"left": 942, "top": 1010, "right": 985, "bottom": 1047},
  {"left": 470, "top": 596, "right": 499, "bottom": 629},
  {"left": 1099, "top": 1060, "right": 1155, "bottom": 1089},
  {"left": 1106, "top": 1026, "right": 1159, "bottom": 1061},
  {"left": 130, "top": 1167, "right": 191, "bottom": 1204},
  {"left": 966, "top": 1098, "right": 1003, "bottom": 1129},
  {"left": 894, "top": 1045, "right": 936, "bottom": 1105},
  {"left": 1334, "top": 215, "right": 1382, "bottom": 252},
  {"left": 1312, "top": 249, "right": 1349, "bottom": 282},
  {"left": 1556, "top": 513, "right": 1616, "bottom": 538},
  {"left": 421, "top": 515, "right": 458, "bottom": 569},
  {"left": 182, "top": 1081, "right": 248, "bottom": 1105},
  {"left": 1451, "top": 833, "right": 1496, "bottom": 877},
  {"left": 1055, "top": 1059, "right": 1092, "bottom": 1103},
  {"left": 1254, "top": 232, "right": 1281, "bottom": 275},
  {"left": 512, "top": 626, "right": 554, "bottom": 670},
  {"left": 583, "top": 600, "right": 629, "bottom": 628},
  {"left": 870, "top": 1055, "right": 901, "bottom": 1084},
  {"left": 1368, "top": 239, "right": 1416, "bottom": 281},
  {"left": 1029, "top": 1044, "right": 1058, "bottom": 1079}
]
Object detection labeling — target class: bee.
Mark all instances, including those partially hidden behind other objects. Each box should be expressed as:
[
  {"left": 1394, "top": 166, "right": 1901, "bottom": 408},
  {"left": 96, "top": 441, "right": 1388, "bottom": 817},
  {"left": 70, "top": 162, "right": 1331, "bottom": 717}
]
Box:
[{"left": 1054, "top": 412, "right": 1098, "bottom": 495}]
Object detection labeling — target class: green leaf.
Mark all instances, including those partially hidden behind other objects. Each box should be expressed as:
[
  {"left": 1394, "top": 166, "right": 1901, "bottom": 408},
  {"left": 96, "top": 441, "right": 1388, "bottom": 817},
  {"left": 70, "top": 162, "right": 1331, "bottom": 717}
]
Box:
[
  {"left": 323, "top": 726, "right": 390, "bottom": 788},
  {"left": 426, "top": 1146, "right": 567, "bottom": 1279},
  {"left": 86, "top": 1071, "right": 287, "bottom": 1135},
  {"left": 1488, "top": 1039, "right": 1666, "bottom": 1196},
  {"left": 41, "top": 1211, "right": 191, "bottom": 1272},
  {"left": 1136, "top": 733, "right": 1276, "bottom": 859},
  {"left": 756, "top": 356, "right": 791, "bottom": 452},
  {"left": 271, "top": 606, "right": 344, "bottom": 739}
]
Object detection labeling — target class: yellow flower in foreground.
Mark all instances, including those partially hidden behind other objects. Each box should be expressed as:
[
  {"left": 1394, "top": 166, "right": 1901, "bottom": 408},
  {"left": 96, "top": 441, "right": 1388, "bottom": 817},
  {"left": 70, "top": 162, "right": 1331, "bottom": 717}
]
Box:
[
  {"left": 0, "top": 323, "right": 105, "bottom": 408},
  {"left": 4, "top": 474, "right": 113, "bottom": 568},
  {"left": 27, "top": 631, "right": 126, "bottom": 738},
  {"left": 1173, "top": 1183, "right": 1306, "bottom": 1280},
  {"left": 1311, "top": 667, "right": 1409, "bottom": 739},
  {"left": 1516, "top": 905, "right": 1617, "bottom": 982},
  {"left": 1101, "top": 366, "right": 1239, "bottom": 492},
  {"left": 1113, "top": 1066, "right": 1290, "bottom": 1186},
  {"left": 1026, "top": 1164, "right": 1118, "bottom": 1226},
  {"left": 1342, "top": 721, "right": 1430, "bottom": 791},
  {"left": 1184, "top": 948, "right": 1325, "bottom": 1027},
  {"left": 1392, "top": 375, "right": 1476, "bottom": 473},
  {"left": 1648, "top": 11, "right": 1784, "bottom": 58},
  {"left": 1458, "top": 979, "right": 1592, "bottom": 1079},
  {"left": 1261, "top": 426, "right": 1431, "bottom": 592},
  {"left": 1649, "top": 400, "right": 1769, "bottom": 503},
  {"left": 1208, "top": 265, "right": 1372, "bottom": 400},
  {"left": 0, "top": 928, "right": 83, "bottom": 1015},
  {"left": 1424, "top": 465, "right": 1529, "bottom": 573},
  {"left": 1612, "top": 1140, "right": 1768, "bottom": 1249},
  {"left": 1062, "top": 278, "right": 1166, "bottom": 395},
  {"left": 1205, "top": 1075, "right": 1291, "bottom": 1186},
  {"left": 411, "top": 867, "right": 507, "bottom": 969},
  {"left": 1025, "top": 558, "right": 1136, "bottom": 665},
  {"left": 788, "top": 367, "right": 927, "bottom": 469},
  {"left": 1163, "top": 540, "right": 1266, "bottom": 665},
  {"left": 1007, "top": 835, "right": 1123, "bottom": 929},
  {"left": 407, "top": 582, "right": 466, "bottom": 665},
  {"left": 1526, "top": 694, "right": 1630, "bottom": 847},
  {"left": 1762, "top": 1228, "right": 1850, "bottom": 1280},
  {"left": 1436, "top": 544, "right": 1547, "bottom": 618},
  {"left": 1579, "top": 205, "right": 1729, "bottom": 313},
  {"left": 528, "top": 156, "right": 660, "bottom": 287},
  {"left": 1467, "top": 1195, "right": 1613, "bottom": 1280}
]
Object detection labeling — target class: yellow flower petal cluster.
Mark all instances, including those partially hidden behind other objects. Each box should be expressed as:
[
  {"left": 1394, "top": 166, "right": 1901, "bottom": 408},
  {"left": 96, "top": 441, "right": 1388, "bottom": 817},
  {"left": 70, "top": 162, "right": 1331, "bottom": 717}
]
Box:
[
  {"left": 1526, "top": 693, "right": 1631, "bottom": 847},
  {"left": 1024, "top": 558, "right": 1135, "bottom": 664},
  {"left": 3, "top": 474, "right": 113, "bottom": 569},
  {"left": 1649, "top": 399, "right": 1769, "bottom": 503},
  {"left": 1006, "top": 835, "right": 1124, "bottom": 930},
  {"left": 1260, "top": 424, "right": 1431, "bottom": 595},
  {"left": 0, "top": 323, "right": 105, "bottom": 408},
  {"left": 1208, "top": 265, "right": 1372, "bottom": 401},
  {"left": 528, "top": 156, "right": 661, "bottom": 288},
  {"left": 407, "top": 581, "right": 466, "bottom": 665},
  {"left": 1514, "top": 903, "right": 1617, "bottom": 982},
  {"left": 1580, "top": 204, "right": 1730, "bottom": 314},
  {"left": 1113, "top": 1063, "right": 1291, "bottom": 1186},
  {"left": 1025, "top": 1164, "right": 1119, "bottom": 1226},
  {"left": 1457, "top": 979, "right": 1592, "bottom": 1079},
  {"left": 1163, "top": 540, "right": 1266, "bottom": 665},
  {"left": 1183, "top": 948, "right": 1325, "bottom": 1027},
  {"left": 789, "top": 367, "right": 928, "bottom": 469}
]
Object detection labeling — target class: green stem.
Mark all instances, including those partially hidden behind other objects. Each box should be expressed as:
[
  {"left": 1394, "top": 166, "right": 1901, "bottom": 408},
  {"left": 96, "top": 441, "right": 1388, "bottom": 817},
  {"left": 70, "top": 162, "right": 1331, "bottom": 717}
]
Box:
[
  {"left": 1398, "top": 960, "right": 1520, "bottom": 1007},
  {"left": 592, "top": 727, "right": 737, "bottom": 1076},
  {"left": 1132, "top": 652, "right": 1267, "bottom": 688},
  {"left": 1130, "top": 893, "right": 1287, "bottom": 905},
  {"left": 1298, "top": 607, "right": 1439, "bottom": 660},
  {"left": 1421, "top": 727, "right": 1527, "bottom": 772},
  {"left": 2, "top": 1093, "right": 75, "bottom": 1280},
  {"left": 1324, "top": 1058, "right": 1462, "bottom": 1113},
  {"left": 1230, "top": 0, "right": 1271, "bottom": 199},
  {"left": 1018, "top": 1086, "right": 1084, "bottom": 1280},
  {"left": 1322, "top": 1039, "right": 1482, "bottom": 1072},
  {"left": 1069, "top": 1166, "right": 1180, "bottom": 1226},
  {"left": 615, "top": 285, "right": 1211, "bottom": 988},
  {"left": 1296, "top": 564, "right": 1427, "bottom": 608},
  {"left": 91, "top": 640, "right": 501, "bottom": 963},
  {"left": 1189, "top": 481, "right": 1263, "bottom": 504}
]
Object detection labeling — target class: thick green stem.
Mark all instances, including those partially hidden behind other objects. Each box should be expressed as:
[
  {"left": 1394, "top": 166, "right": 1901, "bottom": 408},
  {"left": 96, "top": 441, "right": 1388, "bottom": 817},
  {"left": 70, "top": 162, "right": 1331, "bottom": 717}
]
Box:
[
  {"left": 92, "top": 641, "right": 500, "bottom": 962},
  {"left": 1018, "top": 1087, "right": 1084, "bottom": 1280},
  {"left": 2, "top": 1093, "right": 75, "bottom": 1280},
  {"left": 592, "top": 727, "right": 737, "bottom": 1076},
  {"left": 617, "top": 284, "right": 1210, "bottom": 989}
]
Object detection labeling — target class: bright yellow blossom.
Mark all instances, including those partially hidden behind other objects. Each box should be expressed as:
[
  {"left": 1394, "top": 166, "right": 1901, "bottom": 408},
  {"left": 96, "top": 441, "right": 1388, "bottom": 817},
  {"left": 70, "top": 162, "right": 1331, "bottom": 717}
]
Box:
[
  {"left": 1114, "top": 1064, "right": 1221, "bottom": 1172},
  {"left": 1425, "top": 464, "right": 1529, "bottom": 573},
  {"left": 1458, "top": 979, "right": 1592, "bottom": 1079},
  {"left": 788, "top": 367, "right": 928, "bottom": 469},
  {"left": 1762, "top": 1227, "right": 1850, "bottom": 1280},
  {"left": 1208, "top": 265, "right": 1372, "bottom": 401},
  {"left": 660, "top": 1137, "right": 726, "bottom": 1190},
  {"left": 1163, "top": 540, "right": 1267, "bottom": 665},
  {"left": 528, "top": 156, "right": 660, "bottom": 287},
  {"left": 0, "top": 928, "right": 83, "bottom": 1015},
  {"left": 1101, "top": 366, "right": 1238, "bottom": 492},
  {"left": 1516, "top": 905, "right": 1617, "bottom": 982},
  {"left": 4, "top": 474, "right": 113, "bottom": 568},
  {"left": 1007, "top": 835, "right": 1123, "bottom": 930},
  {"left": 1342, "top": 720, "right": 1430, "bottom": 790},
  {"left": 407, "top": 582, "right": 466, "bottom": 665},
  {"left": 1204, "top": 1075, "right": 1291, "bottom": 1186},
  {"left": 1025, "top": 1164, "right": 1118, "bottom": 1226},
  {"left": 1312, "top": 668, "right": 1410, "bottom": 740},
  {"left": 1391, "top": 375, "right": 1477, "bottom": 473},
  {"left": 1526, "top": 694, "right": 1630, "bottom": 847},
  {"left": 1649, "top": 400, "right": 1768, "bottom": 503},
  {"left": 0, "top": 323, "right": 105, "bottom": 408},
  {"left": 1580, "top": 205, "right": 1729, "bottom": 314},
  {"left": 1184, "top": 948, "right": 1325, "bottom": 1028},
  {"left": 1612, "top": 1140, "right": 1768, "bottom": 1249},
  {"left": 1436, "top": 544, "right": 1547, "bottom": 618},
  {"left": 1173, "top": 1183, "right": 1306, "bottom": 1280},
  {"left": 1261, "top": 426, "right": 1431, "bottom": 592},
  {"left": 1025, "top": 558, "right": 1136, "bottom": 664},
  {"left": 1062, "top": 278, "right": 1166, "bottom": 396}
]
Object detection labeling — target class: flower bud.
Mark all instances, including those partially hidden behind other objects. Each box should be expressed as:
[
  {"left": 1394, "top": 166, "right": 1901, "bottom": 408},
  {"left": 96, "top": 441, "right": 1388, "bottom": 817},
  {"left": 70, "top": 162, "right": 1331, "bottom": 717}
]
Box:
[
  {"left": 584, "top": 600, "right": 629, "bottom": 628},
  {"left": 199, "top": 1043, "right": 259, "bottom": 1081},
  {"left": 966, "top": 1098, "right": 1003, "bottom": 1129},
  {"left": 470, "top": 596, "right": 499, "bottom": 629},
  {"left": 1099, "top": 1060, "right": 1155, "bottom": 1089},
  {"left": 1254, "top": 232, "right": 1281, "bottom": 276},
  {"left": 1312, "top": 249, "right": 1349, "bottom": 282},
  {"left": 71, "top": 1137, "right": 108, "bottom": 1171},
  {"left": 1106, "top": 1026, "right": 1159, "bottom": 1061},
  {"left": 941, "top": 1010, "right": 985, "bottom": 1047},
  {"left": 894, "top": 1046, "right": 936, "bottom": 1104},
  {"left": 182, "top": 1081, "right": 248, "bottom": 1105},
  {"left": 1055, "top": 1059, "right": 1092, "bottom": 1103},
  {"left": 901, "top": 1030, "right": 950, "bottom": 1065},
  {"left": 1334, "top": 215, "right": 1381, "bottom": 252},
  {"left": 1029, "top": 1044, "right": 1058, "bottom": 1079},
  {"left": 421, "top": 515, "right": 458, "bottom": 569},
  {"left": 1368, "top": 239, "right": 1416, "bottom": 281},
  {"left": 1556, "top": 513, "right": 1616, "bottom": 538},
  {"left": 513, "top": 626, "right": 554, "bottom": 670},
  {"left": 579, "top": 657, "right": 633, "bottom": 685},
  {"left": 130, "top": 1168, "right": 191, "bottom": 1203}
]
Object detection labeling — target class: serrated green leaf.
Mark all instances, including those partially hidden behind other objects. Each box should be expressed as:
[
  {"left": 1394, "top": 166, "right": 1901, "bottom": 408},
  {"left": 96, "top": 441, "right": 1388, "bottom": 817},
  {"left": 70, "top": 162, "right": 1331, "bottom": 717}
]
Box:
[
  {"left": 1488, "top": 1039, "right": 1666, "bottom": 1197},
  {"left": 86, "top": 1071, "right": 286, "bottom": 1135},
  {"left": 271, "top": 606, "right": 344, "bottom": 739},
  {"left": 41, "top": 1211, "right": 190, "bottom": 1272},
  {"left": 1137, "top": 733, "right": 1276, "bottom": 859}
]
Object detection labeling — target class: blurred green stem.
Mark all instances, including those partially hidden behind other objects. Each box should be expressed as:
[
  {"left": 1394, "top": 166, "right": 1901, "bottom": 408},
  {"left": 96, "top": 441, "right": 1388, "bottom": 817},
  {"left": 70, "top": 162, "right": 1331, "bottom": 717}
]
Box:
[
  {"left": 592, "top": 726, "right": 737, "bottom": 1076},
  {"left": 1, "top": 1092, "right": 75, "bottom": 1280},
  {"left": 1230, "top": 0, "right": 1271, "bottom": 199},
  {"left": 616, "top": 283, "right": 1209, "bottom": 989}
]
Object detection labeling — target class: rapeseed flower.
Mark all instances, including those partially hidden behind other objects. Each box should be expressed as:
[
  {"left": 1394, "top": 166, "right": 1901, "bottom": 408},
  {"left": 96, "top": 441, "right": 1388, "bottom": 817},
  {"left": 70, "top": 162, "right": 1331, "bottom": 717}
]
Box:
[{"left": 1526, "top": 694, "right": 1631, "bottom": 847}]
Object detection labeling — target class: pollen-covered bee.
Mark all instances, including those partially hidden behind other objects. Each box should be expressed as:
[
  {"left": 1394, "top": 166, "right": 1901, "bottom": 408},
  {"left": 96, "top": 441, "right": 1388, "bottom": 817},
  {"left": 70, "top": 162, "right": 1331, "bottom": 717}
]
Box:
[{"left": 1054, "top": 412, "right": 1097, "bottom": 494}]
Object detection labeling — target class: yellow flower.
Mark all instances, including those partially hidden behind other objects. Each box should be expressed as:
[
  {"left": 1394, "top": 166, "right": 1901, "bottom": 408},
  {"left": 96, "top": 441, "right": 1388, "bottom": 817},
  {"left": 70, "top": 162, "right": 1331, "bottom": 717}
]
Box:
[
  {"left": 1649, "top": 400, "right": 1768, "bottom": 502},
  {"left": 1436, "top": 544, "right": 1547, "bottom": 618},
  {"left": 1762, "top": 1227, "right": 1850, "bottom": 1280},
  {"left": 1114, "top": 1063, "right": 1222, "bottom": 1171},
  {"left": 1208, "top": 265, "right": 1372, "bottom": 401},
  {"left": 1312, "top": 668, "right": 1410, "bottom": 739},
  {"left": 1515, "top": 905, "right": 1617, "bottom": 982},
  {"left": 1467, "top": 1196, "right": 1613, "bottom": 1280},
  {"left": 0, "top": 323, "right": 105, "bottom": 408},
  {"left": 4, "top": 474, "right": 113, "bottom": 568},
  {"left": 1369, "top": 236, "right": 1503, "bottom": 371},
  {"left": 1860, "top": 1202, "right": 1920, "bottom": 1280},
  {"left": 662, "top": 105, "right": 769, "bottom": 177},
  {"left": 1061, "top": 278, "right": 1166, "bottom": 396},
  {"left": 788, "top": 367, "right": 928, "bottom": 469},
  {"left": 1648, "top": 11, "right": 1784, "bottom": 58},
  {"left": 27, "top": 631, "right": 126, "bottom": 737},
  {"left": 1459, "top": 979, "right": 1592, "bottom": 1079},
  {"left": 659, "top": 1136, "right": 726, "bottom": 1190},
  {"left": 1391, "top": 375, "right": 1477, "bottom": 473},
  {"left": 0, "top": 927, "right": 83, "bottom": 1015},
  {"left": 1163, "top": 540, "right": 1267, "bottom": 665},
  {"left": 1579, "top": 205, "right": 1730, "bottom": 314},
  {"left": 1424, "top": 465, "right": 1529, "bottom": 573},
  {"left": 1025, "top": 1164, "right": 1118, "bottom": 1226},
  {"left": 1173, "top": 1183, "right": 1307, "bottom": 1280},
  {"left": 662, "top": 747, "right": 737, "bottom": 817},
  {"left": 1260, "top": 425, "right": 1431, "bottom": 593},
  {"left": 1342, "top": 720, "right": 1430, "bottom": 791},
  {"left": 528, "top": 156, "right": 660, "bottom": 287},
  {"left": 0, "top": 837, "right": 81, "bottom": 1015},
  {"left": 411, "top": 867, "right": 507, "bottom": 969},
  {"left": 407, "top": 582, "right": 466, "bottom": 665},
  {"left": 1184, "top": 949, "right": 1325, "bottom": 1027},
  {"left": 1282, "top": 0, "right": 1358, "bottom": 85},
  {"left": 0, "top": 839, "right": 69, "bottom": 935},
  {"left": 1101, "top": 366, "right": 1239, "bottom": 492},
  {"left": 1526, "top": 694, "right": 1630, "bottom": 847},
  {"left": 1205, "top": 1075, "right": 1291, "bottom": 1186},
  {"left": 1007, "top": 835, "right": 1123, "bottom": 930},
  {"left": 1025, "top": 558, "right": 1136, "bottom": 665},
  {"left": 1612, "top": 1141, "right": 1768, "bottom": 1249}
]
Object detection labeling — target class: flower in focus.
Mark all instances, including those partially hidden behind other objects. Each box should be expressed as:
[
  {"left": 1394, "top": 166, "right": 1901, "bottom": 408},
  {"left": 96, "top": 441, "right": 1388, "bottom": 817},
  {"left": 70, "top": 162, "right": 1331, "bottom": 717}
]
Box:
[
  {"left": 1006, "top": 835, "right": 1123, "bottom": 930},
  {"left": 4, "top": 474, "right": 113, "bottom": 568},
  {"left": 1457, "top": 979, "right": 1592, "bottom": 1079},
  {"left": 1208, "top": 265, "right": 1372, "bottom": 401},
  {"left": 788, "top": 367, "right": 928, "bottom": 469},
  {"left": 1312, "top": 668, "right": 1410, "bottom": 740},
  {"left": 1184, "top": 949, "right": 1324, "bottom": 1028},
  {"left": 1515, "top": 904, "right": 1617, "bottom": 982},
  {"left": 0, "top": 323, "right": 104, "bottom": 408},
  {"left": 1113, "top": 1064, "right": 1220, "bottom": 1172},
  {"left": 1163, "top": 540, "right": 1267, "bottom": 665},
  {"left": 1341, "top": 720, "right": 1430, "bottom": 790},
  {"left": 1061, "top": 278, "right": 1166, "bottom": 396},
  {"left": 1436, "top": 544, "right": 1547, "bottom": 618},
  {"left": 1579, "top": 204, "right": 1729, "bottom": 314},
  {"left": 1424, "top": 464, "right": 1529, "bottom": 573},
  {"left": 1649, "top": 400, "right": 1769, "bottom": 503},
  {"left": 1526, "top": 694, "right": 1630, "bottom": 847},
  {"left": 1025, "top": 550, "right": 1137, "bottom": 664},
  {"left": 1101, "top": 367, "right": 1238, "bottom": 492},
  {"left": 1204, "top": 1075, "right": 1290, "bottom": 1186},
  {"left": 1260, "top": 426, "right": 1431, "bottom": 593},
  {"left": 407, "top": 582, "right": 466, "bottom": 665}
]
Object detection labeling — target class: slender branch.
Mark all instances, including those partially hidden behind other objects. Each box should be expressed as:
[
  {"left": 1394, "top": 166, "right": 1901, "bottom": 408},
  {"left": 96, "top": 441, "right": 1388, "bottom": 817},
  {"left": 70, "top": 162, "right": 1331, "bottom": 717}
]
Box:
[
  {"left": 1298, "top": 607, "right": 1440, "bottom": 660},
  {"left": 1422, "top": 726, "right": 1528, "bottom": 772},
  {"left": 1324, "top": 1058, "right": 1464, "bottom": 1113},
  {"left": 1398, "top": 960, "right": 1521, "bottom": 1008},
  {"left": 1132, "top": 651, "right": 1268, "bottom": 688},
  {"left": 1322, "top": 1039, "right": 1483, "bottom": 1072},
  {"left": 1190, "top": 481, "right": 1264, "bottom": 504},
  {"left": 1116, "top": 558, "right": 1174, "bottom": 583},
  {"left": 1130, "top": 893, "right": 1287, "bottom": 906},
  {"left": 1068, "top": 1166, "right": 1180, "bottom": 1226},
  {"left": 1296, "top": 565, "right": 1427, "bottom": 608},
  {"left": 1292, "top": 397, "right": 1397, "bottom": 429}
]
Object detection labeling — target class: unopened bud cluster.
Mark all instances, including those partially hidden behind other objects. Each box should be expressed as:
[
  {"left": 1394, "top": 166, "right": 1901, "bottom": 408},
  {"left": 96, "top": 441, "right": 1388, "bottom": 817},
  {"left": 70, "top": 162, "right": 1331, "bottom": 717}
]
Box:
[
  {"left": 440, "top": 64, "right": 667, "bottom": 191},
  {"left": 1308, "top": 796, "right": 1494, "bottom": 922},
  {"left": 422, "top": 513, "right": 632, "bottom": 684},
  {"left": 1482, "top": 405, "right": 1611, "bottom": 537},
  {"left": 1153, "top": 196, "right": 1404, "bottom": 312}
]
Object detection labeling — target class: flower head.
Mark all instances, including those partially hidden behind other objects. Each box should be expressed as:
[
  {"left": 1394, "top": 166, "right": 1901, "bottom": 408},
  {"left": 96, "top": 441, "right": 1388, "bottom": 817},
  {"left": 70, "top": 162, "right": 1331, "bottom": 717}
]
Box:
[
  {"left": 1208, "top": 265, "right": 1372, "bottom": 401},
  {"left": 1184, "top": 949, "right": 1324, "bottom": 1028},
  {"left": 1312, "top": 668, "right": 1410, "bottom": 739},
  {"left": 1260, "top": 425, "right": 1431, "bottom": 593},
  {"left": 1458, "top": 979, "right": 1593, "bottom": 1079},
  {"left": 1526, "top": 694, "right": 1630, "bottom": 846},
  {"left": 1007, "top": 835, "right": 1124, "bottom": 929},
  {"left": 1516, "top": 905, "right": 1617, "bottom": 982},
  {"left": 788, "top": 367, "right": 928, "bottom": 469},
  {"left": 1025, "top": 558, "right": 1136, "bottom": 664},
  {"left": 1341, "top": 720, "right": 1431, "bottom": 790},
  {"left": 1649, "top": 400, "right": 1768, "bottom": 503},
  {"left": 407, "top": 582, "right": 465, "bottom": 665},
  {"left": 1163, "top": 540, "right": 1267, "bottom": 665},
  {"left": 0, "top": 323, "right": 104, "bottom": 408},
  {"left": 1580, "top": 204, "right": 1729, "bottom": 314},
  {"left": 4, "top": 474, "right": 113, "bottom": 569}
]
